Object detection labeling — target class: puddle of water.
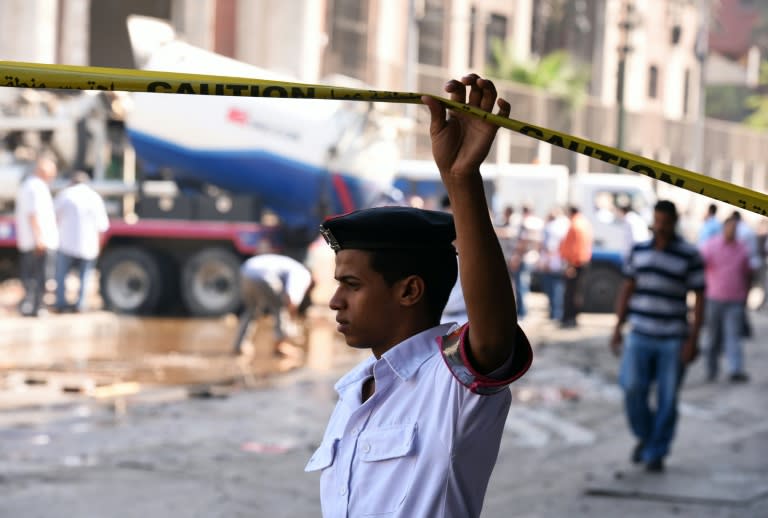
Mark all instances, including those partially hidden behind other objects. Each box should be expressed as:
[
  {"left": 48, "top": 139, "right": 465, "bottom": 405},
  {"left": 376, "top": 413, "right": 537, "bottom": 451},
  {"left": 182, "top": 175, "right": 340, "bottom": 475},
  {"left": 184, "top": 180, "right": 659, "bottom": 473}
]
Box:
[
  {"left": 0, "top": 242, "right": 360, "bottom": 390},
  {"left": 1, "top": 308, "right": 349, "bottom": 388}
]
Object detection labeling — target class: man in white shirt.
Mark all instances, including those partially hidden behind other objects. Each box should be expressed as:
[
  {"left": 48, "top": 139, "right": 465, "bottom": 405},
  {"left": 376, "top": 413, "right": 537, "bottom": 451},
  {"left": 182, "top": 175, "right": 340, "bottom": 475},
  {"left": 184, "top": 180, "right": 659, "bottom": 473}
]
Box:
[
  {"left": 14, "top": 157, "right": 59, "bottom": 316},
  {"left": 305, "top": 74, "right": 532, "bottom": 517},
  {"left": 53, "top": 171, "right": 110, "bottom": 312},
  {"left": 232, "top": 253, "right": 314, "bottom": 356},
  {"left": 536, "top": 207, "right": 570, "bottom": 320},
  {"left": 619, "top": 204, "right": 651, "bottom": 259}
]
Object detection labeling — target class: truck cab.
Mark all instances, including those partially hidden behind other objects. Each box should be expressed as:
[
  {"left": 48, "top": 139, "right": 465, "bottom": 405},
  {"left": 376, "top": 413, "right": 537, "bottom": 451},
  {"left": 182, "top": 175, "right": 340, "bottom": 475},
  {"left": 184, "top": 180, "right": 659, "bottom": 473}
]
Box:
[
  {"left": 568, "top": 172, "right": 655, "bottom": 312},
  {"left": 484, "top": 165, "right": 657, "bottom": 313}
]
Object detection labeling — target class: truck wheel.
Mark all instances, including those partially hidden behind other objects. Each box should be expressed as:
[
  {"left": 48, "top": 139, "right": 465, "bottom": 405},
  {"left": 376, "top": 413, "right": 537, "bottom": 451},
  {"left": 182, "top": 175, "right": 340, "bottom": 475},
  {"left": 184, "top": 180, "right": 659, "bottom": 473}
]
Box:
[
  {"left": 99, "top": 247, "right": 163, "bottom": 314},
  {"left": 582, "top": 265, "right": 623, "bottom": 314},
  {"left": 181, "top": 248, "right": 242, "bottom": 317}
]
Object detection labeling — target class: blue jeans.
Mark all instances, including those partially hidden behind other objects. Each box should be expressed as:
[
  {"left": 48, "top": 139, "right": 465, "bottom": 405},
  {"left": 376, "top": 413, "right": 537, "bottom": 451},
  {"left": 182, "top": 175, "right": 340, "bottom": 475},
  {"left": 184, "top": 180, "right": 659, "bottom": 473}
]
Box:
[
  {"left": 705, "top": 299, "right": 746, "bottom": 378},
  {"left": 512, "top": 264, "right": 528, "bottom": 318},
  {"left": 619, "top": 331, "right": 685, "bottom": 462},
  {"left": 538, "top": 271, "right": 564, "bottom": 320},
  {"left": 55, "top": 252, "right": 95, "bottom": 311}
]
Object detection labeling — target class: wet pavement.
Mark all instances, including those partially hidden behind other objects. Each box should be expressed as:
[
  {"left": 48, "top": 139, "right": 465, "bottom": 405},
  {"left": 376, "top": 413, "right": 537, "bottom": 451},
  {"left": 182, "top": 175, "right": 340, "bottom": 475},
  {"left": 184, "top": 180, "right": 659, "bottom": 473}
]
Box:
[
  {"left": 0, "top": 241, "right": 348, "bottom": 401},
  {"left": 1, "top": 274, "right": 767, "bottom": 516}
]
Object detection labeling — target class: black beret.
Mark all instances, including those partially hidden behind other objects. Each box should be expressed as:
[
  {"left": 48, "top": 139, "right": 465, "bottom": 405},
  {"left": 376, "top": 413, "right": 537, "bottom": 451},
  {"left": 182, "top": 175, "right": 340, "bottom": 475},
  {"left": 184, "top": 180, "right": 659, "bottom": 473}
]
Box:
[{"left": 320, "top": 207, "right": 456, "bottom": 252}]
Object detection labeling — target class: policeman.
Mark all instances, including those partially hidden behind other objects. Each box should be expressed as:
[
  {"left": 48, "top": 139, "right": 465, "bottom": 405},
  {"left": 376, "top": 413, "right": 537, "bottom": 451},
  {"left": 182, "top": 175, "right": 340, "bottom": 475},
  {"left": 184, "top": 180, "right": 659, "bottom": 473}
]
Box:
[{"left": 304, "top": 74, "right": 532, "bottom": 517}]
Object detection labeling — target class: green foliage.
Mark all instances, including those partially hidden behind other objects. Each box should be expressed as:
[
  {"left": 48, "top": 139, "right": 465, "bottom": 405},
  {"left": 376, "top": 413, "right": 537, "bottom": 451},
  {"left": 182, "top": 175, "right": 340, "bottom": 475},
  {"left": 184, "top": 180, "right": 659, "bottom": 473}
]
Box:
[
  {"left": 740, "top": 3, "right": 768, "bottom": 128},
  {"left": 486, "top": 38, "right": 590, "bottom": 109},
  {"left": 744, "top": 61, "right": 768, "bottom": 129},
  {"left": 705, "top": 85, "right": 752, "bottom": 122}
]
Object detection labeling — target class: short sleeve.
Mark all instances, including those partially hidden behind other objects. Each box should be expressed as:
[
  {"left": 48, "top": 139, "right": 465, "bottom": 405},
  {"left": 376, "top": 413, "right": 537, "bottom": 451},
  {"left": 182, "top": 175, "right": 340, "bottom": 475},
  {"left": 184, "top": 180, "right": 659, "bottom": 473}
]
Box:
[
  {"left": 622, "top": 245, "right": 637, "bottom": 278},
  {"left": 437, "top": 324, "right": 532, "bottom": 395},
  {"left": 95, "top": 195, "right": 110, "bottom": 232},
  {"left": 686, "top": 249, "right": 706, "bottom": 291},
  {"left": 18, "top": 182, "right": 40, "bottom": 216}
]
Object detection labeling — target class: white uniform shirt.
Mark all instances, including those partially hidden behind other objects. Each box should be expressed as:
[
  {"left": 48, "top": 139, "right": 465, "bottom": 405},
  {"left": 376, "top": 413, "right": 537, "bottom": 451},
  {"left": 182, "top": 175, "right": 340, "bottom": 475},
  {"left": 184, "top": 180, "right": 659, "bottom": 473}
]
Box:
[
  {"left": 240, "top": 254, "right": 312, "bottom": 305},
  {"left": 54, "top": 183, "right": 110, "bottom": 260},
  {"left": 15, "top": 175, "right": 59, "bottom": 252},
  {"left": 305, "top": 323, "right": 532, "bottom": 518}
]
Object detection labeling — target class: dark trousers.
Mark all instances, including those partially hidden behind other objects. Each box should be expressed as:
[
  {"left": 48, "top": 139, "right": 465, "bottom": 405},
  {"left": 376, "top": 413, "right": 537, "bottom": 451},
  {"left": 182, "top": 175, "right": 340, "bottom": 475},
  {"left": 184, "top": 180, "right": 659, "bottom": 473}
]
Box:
[
  {"left": 561, "top": 265, "right": 584, "bottom": 324},
  {"left": 19, "top": 250, "right": 51, "bottom": 316},
  {"left": 231, "top": 277, "right": 284, "bottom": 355}
]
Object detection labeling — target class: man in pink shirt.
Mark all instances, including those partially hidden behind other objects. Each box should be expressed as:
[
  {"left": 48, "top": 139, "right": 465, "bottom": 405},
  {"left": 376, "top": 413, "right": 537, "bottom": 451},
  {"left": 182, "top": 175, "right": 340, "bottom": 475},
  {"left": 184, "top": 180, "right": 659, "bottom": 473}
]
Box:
[{"left": 700, "top": 215, "right": 754, "bottom": 382}]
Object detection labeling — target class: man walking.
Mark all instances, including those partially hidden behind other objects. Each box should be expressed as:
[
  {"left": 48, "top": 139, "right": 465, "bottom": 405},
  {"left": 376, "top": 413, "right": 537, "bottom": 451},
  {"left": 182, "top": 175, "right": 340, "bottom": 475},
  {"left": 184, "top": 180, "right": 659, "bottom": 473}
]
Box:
[
  {"left": 700, "top": 215, "right": 753, "bottom": 382},
  {"left": 611, "top": 200, "right": 705, "bottom": 472},
  {"left": 14, "top": 157, "right": 59, "bottom": 316},
  {"left": 697, "top": 203, "right": 721, "bottom": 246},
  {"left": 54, "top": 172, "right": 110, "bottom": 312}
]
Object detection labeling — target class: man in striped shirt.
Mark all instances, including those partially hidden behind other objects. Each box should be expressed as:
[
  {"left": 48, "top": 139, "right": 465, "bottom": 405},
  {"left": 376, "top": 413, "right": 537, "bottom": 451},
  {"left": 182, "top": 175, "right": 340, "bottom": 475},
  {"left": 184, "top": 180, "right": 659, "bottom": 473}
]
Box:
[{"left": 610, "top": 200, "right": 705, "bottom": 473}]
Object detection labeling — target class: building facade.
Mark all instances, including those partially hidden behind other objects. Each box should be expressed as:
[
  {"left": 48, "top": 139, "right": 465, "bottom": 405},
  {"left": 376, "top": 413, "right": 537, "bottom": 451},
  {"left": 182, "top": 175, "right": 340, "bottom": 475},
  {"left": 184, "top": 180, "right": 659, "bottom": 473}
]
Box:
[{"left": 0, "top": 0, "right": 765, "bottom": 216}]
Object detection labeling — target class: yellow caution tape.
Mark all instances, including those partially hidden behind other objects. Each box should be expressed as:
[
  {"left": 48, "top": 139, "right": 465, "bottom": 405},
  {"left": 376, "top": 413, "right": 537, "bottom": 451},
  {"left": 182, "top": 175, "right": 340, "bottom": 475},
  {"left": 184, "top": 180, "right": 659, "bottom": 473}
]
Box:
[{"left": 1, "top": 60, "right": 766, "bottom": 217}]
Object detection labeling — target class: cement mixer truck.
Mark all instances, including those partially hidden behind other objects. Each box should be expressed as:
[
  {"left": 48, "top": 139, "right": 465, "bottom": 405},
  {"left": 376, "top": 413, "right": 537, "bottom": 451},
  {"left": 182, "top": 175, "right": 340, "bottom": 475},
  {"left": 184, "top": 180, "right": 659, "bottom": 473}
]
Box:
[{"left": 0, "top": 16, "right": 400, "bottom": 316}]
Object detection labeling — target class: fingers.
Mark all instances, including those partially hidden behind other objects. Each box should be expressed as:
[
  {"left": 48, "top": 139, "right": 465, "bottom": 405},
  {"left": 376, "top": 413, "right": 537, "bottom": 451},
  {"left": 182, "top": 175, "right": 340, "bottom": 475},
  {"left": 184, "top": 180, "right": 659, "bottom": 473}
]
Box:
[
  {"left": 476, "top": 78, "right": 497, "bottom": 113},
  {"left": 445, "top": 79, "right": 465, "bottom": 120},
  {"left": 496, "top": 98, "right": 511, "bottom": 119},
  {"left": 430, "top": 75, "right": 510, "bottom": 129},
  {"left": 463, "top": 73, "right": 483, "bottom": 107},
  {"left": 445, "top": 79, "right": 466, "bottom": 104},
  {"left": 455, "top": 75, "right": 508, "bottom": 118},
  {"left": 460, "top": 74, "right": 498, "bottom": 113},
  {"left": 421, "top": 95, "right": 446, "bottom": 135}
]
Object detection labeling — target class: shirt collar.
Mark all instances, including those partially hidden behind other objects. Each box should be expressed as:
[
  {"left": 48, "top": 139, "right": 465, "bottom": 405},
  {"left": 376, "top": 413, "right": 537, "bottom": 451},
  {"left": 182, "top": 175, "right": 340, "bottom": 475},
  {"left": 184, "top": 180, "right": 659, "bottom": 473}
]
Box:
[
  {"left": 334, "top": 323, "right": 455, "bottom": 393},
  {"left": 650, "top": 234, "right": 681, "bottom": 250},
  {"left": 382, "top": 323, "right": 455, "bottom": 381}
]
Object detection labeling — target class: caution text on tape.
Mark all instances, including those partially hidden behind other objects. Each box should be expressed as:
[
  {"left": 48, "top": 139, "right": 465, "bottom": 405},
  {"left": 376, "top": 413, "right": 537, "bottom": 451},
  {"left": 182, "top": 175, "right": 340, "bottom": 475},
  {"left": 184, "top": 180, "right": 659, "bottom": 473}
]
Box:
[{"left": 1, "top": 60, "right": 766, "bottom": 217}]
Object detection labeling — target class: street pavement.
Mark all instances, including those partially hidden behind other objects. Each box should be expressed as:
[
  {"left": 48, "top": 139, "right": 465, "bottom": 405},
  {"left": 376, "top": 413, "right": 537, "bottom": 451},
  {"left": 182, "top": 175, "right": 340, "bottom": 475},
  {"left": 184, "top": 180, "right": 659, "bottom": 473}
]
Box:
[{"left": 0, "top": 294, "right": 766, "bottom": 517}]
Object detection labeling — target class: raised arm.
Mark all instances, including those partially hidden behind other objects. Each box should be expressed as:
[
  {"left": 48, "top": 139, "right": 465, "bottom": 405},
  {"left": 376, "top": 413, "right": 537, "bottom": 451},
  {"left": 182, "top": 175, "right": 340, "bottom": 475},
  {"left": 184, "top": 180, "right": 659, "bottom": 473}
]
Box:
[{"left": 422, "top": 74, "right": 517, "bottom": 374}]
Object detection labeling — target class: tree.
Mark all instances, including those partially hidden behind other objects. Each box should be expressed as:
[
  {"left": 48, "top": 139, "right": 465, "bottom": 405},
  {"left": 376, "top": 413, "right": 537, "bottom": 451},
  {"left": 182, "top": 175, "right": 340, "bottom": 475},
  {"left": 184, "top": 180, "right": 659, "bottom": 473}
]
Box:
[
  {"left": 738, "top": 1, "right": 768, "bottom": 128},
  {"left": 744, "top": 62, "right": 768, "bottom": 129},
  {"left": 485, "top": 38, "right": 591, "bottom": 109}
]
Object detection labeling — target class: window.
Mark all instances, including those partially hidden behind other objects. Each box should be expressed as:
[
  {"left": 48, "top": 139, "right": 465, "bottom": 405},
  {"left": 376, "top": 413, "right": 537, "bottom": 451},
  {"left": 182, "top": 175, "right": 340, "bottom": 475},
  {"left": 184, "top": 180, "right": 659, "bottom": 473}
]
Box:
[
  {"left": 327, "top": 0, "right": 369, "bottom": 78},
  {"left": 648, "top": 65, "right": 659, "bottom": 99},
  {"left": 485, "top": 13, "right": 508, "bottom": 68},
  {"left": 418, "top": 0, "right": 445, "bottom": 66}
]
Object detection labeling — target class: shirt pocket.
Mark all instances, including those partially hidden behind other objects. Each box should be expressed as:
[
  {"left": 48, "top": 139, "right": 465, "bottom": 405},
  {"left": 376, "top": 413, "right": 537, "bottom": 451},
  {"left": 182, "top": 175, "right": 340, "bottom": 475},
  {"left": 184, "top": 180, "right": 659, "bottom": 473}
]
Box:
[
  {"left": 304, "top": 438, "right": 338, "bottom": 472},
  {"left": 356, "top": 423, "right": 419, "bottom": 516}
]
